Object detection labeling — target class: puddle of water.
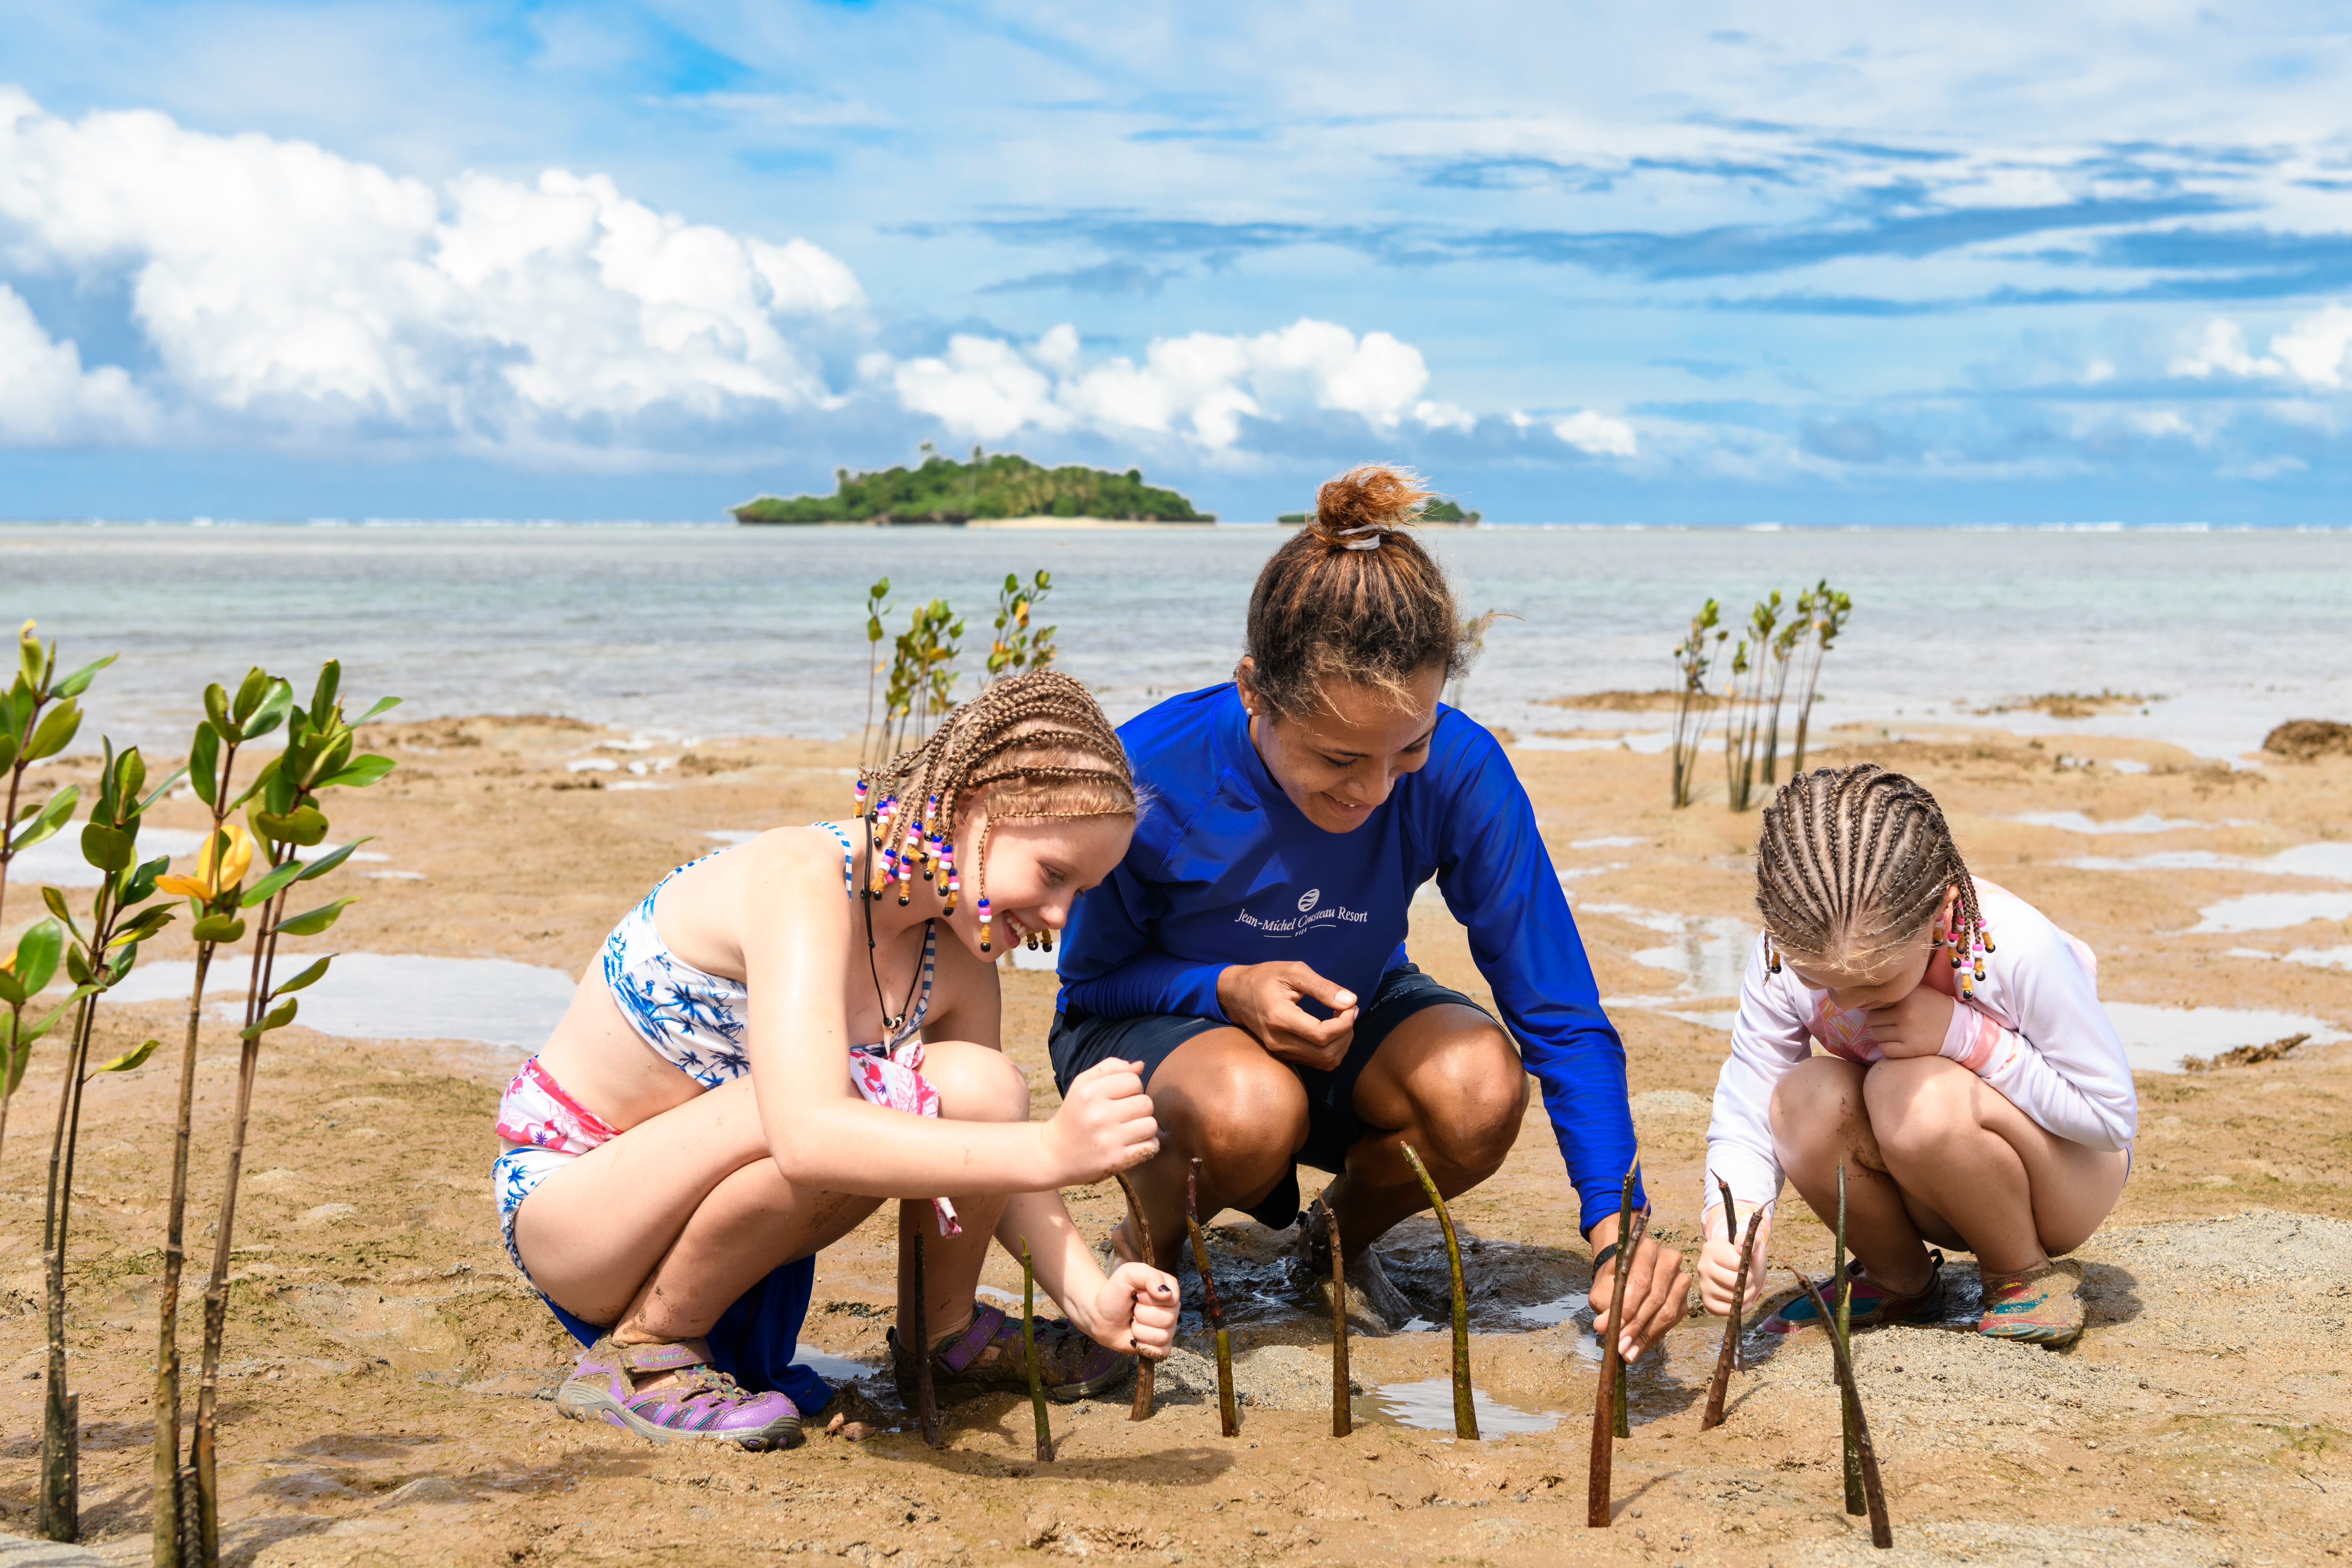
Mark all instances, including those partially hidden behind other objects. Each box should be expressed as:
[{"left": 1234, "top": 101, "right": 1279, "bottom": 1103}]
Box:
[
  {"left": 2070, "top": 844, "right": 2352, "bottom": 882},
  {"left": 2190, "top": 891, "right": 2352, "bottom": 933},
  {"left": 1368, "top": 1377, "right": 1563, "bottom": 1435},
  {"left": 10, "top": 827, "right": 208, "bottom": 888},
  {"left": 1511, "top": 1290, "right": 1589, "bottom": 1331},
  {"left": 2008, "top": 811, "right": 2211, "bottom": 835},
  {"left": 705, "top": 830, "right": 762, "bottom": 845},
  {"left": 1662, "top": 1008, "right": 1742, "bottom": 1031},
  {"left": 101, "top": 953, "right": 580, "bottom": 1052},
  {"left": 2275, "top": 945, "right": 2352, "bottom": 971},
  {"left": 1588, "top": 903, "right": 1756, "bottom": 1003},
  {"left": 2102, "top": 1001, "right": 2344, "bottom": 1073},
  {"left": 1571, "top": 835, "right": 1643, "bottom": 849},
  {"left": 790, "top": 1348, "right": 882, "bottom": 1384}
]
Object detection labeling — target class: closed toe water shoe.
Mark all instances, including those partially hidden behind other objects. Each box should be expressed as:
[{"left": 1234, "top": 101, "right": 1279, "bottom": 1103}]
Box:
[
  {"left": 1765, "top": 1252, "right": 1947, "bottom": 1335},
  {"left": 556, "top": 1336, "right": 805, "bottom": 1450},
  {"left": 1977, "top": 1259, "right": 2085, "bottom": 1347},
  {"left": 890, "top": 1302, "right": 1130, "bottom": 1404}
]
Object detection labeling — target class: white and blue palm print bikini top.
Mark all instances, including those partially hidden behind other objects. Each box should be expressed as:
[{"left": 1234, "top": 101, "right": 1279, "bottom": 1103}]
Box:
[{"left": 600, "top": 821, "right": 937, "bottom": 1089}]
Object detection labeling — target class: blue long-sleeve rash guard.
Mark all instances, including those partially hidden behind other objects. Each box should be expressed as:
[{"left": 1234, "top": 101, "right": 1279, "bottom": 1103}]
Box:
[{"left": 1056, "top": 682, "right": 1644, "bottom": 1232}]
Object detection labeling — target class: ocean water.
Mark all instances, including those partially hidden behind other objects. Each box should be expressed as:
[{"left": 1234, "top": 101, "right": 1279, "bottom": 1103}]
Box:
[{"left": 3, "top": 522, "right": 2349, "bottom": 759}]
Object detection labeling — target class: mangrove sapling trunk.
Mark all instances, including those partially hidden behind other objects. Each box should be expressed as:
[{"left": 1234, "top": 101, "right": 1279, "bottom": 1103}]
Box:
[
  {"left": 901, "top": 1201, "right": 941, "bottom": 1449},
  {"left": 1760, "top": 613, "right": 1802, "bottom": 787},
  {"left": 1021, "top": 1238, "right": 1053, "bottom": 1462},
  {"left": 1668, "top": 600, "right": 1725, "bottom": 810},
  {"left": 1113, "top": 1171, "right": 1154, "bottom": 1421},
  {"left": 1328, "top": 1204, "right": 1350, "bottom": 1439},
  {"left": 1701, "top": 1175, "right": 1763, "bottom": 1432},
  {"left": 1837, "top": 1163, "right": 1863, "bottom": 1517},
  {"left": 1587, "top": 1160, "right": 1641, "bottom": 1529},
  {"left": 1779, "top": 1260, "right": 1892, "bottom": 1549},
  {"left": 0, "top": 623, "right": 112, "bottom": 963},
  {"left": 1401, "top": 1143, "right": 1477, "bottom": 1441},
  {"left": 1790, "top": 581, "right": 1853, "bottom": 776},
  {"left": 1183, "top": 1158, "right": 1237, "bottom": 1437}
]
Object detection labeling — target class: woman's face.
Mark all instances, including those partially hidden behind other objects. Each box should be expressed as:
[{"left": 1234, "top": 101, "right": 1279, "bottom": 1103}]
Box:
[
  {"left": 1779, "top": 886, "right": 1960, "bottom": 1010},
  {"left": 946, "top": 810, "right": 1133, "bottom": 961},
  {"left": 1239, "top": 658, "right": 1446, "bottom": 835}
]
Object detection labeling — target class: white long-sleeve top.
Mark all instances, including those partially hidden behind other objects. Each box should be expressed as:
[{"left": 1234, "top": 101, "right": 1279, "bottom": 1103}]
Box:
[{"left": 1702, "top": 879, "right": 2137, "bottom": 1232}]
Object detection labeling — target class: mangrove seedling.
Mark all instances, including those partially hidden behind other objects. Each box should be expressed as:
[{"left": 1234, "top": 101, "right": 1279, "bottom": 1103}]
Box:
[
  {"left": 1669, "top": 599, "right": 1727, "bottom": 809},
  {"left": 859, "top": 578, "right": 893, "bottom": 772},
  {"left": 1183, "top": 1158, "right": 1238, "bottom": 1437},
  {"left": 1836, "top": 1163, "right": 1863, "bottom": 1517},
  {"left": 40, "top": 740, "right": 179, "bottom": 1542},
  {"left": 1445, "top": 609, "right": 1515, "bottom": 712},
  {"left": 883, "top": 599, "right": 964, "bottom": 754},
  {"left": 1587, "top": 1159, "right": 1640, "bottom": 1528},
  {"left": 1759, "top": 602, "right": 1805, "bottom": 786},
  {"left": 1328, "top": 1204, "right": 1350, "bottom": 1439},
  {"left": 1790, "top": 580, "right": 1854, "bottom": 775},
  {"left": 1779, "top": 1259, "right": 1892, "bottom": 1549},
  {"left": 0, "top": 620, "right": 113, "bottom": 934},
  {"left": 1700, "top": 1174, "right": 1763, "bottom": 1432},
  {"left": 1021, "top": 1237, "right": 1053, "bottom": 1462},
  {"left": 0, "top": 919, "right": 90, "bottom": 1168},
  {"left": 1401, "top": 1142, "right": 1477, "bottom": 1441},
  {"left": 986, "top": 570, "right": 1057, "bottom": 684},
  {"left": 182, "top": 661, "right": 395, "bottom": 1565},
  {"left": 900, "top": 1200, "right": 941, "bottom": 1448},
  {"left": 1722, "top": 592, "right": 1781, "bottom": 813},
  {"left": 1113, "top": 1170, "right": 1155, "bottom": 1421}
]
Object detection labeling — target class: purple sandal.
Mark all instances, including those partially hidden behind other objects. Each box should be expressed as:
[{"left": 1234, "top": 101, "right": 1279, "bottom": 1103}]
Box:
[
  {"left": 556, "top": 1336, "right": 805, "bottom": 1450},
  {"left": 890, "top": 1302, "right": 1130, "bottom": 1404}
]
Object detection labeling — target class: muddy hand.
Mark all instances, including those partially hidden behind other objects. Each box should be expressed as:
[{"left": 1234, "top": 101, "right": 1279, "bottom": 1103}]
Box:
[
  {"left": 1095, "top": 1261, "right": 1180, "bottom": 1358},
  {"left": 1042, "top": 1057, "right": 1160, "bottom": 1184}
]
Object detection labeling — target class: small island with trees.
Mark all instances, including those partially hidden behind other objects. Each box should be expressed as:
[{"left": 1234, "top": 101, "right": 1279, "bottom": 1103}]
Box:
[
  {"left": 732, "top": 446, "right": 1214, "bottom": 526},
  {"left": 1275, "top": 498, "right": 1480, "bottom": 526}
]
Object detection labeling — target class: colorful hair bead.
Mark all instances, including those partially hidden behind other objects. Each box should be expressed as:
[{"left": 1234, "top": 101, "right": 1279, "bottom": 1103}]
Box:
[{"left": 977, "top": 895, "right": 992, "bottom": 952}]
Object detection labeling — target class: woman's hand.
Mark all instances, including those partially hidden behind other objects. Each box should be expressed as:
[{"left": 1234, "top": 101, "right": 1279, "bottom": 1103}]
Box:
[
  {"left": 1865, "top": 984, "right": 1954, "bottom": 1060},
  {"left": 1041, "top": 1058, "right": 1160, "bottom": 1185},
  {"left": 1586, "top": 1217, "right": 1687, "bottom": 1361},
  {"left": 1072, "top": 1261, "right": 1181, "bottom": 1358},
  {"left": 1696, "top": 1209, "right": 1772, "bottom": 1317},
  {"left": 1216, "top": 961, "right": 1359, "bottom": 1070}
]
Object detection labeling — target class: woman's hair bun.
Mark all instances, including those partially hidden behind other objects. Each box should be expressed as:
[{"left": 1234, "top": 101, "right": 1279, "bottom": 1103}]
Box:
[{"left": 1310, "top": 464, "right": 1434, "bottom": 547}]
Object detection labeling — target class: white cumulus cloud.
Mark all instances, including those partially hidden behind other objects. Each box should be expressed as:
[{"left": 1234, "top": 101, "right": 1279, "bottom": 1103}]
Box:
[
  {"left": 0, "top": 285, "right": 156, "bottom": 443},
  {"left": 2170, "top": 306, "right": 2352, "bottom": 390},
  {"left": 894, "top": 318, "right": 1448, "bottom": 449},
  {"left": 1552, "top": 409, "right": 1640, "bottom": 457}
]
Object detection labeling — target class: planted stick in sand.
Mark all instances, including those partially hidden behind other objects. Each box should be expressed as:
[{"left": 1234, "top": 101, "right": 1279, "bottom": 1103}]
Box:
[
  {"left": 1113, "top": 1171, "right": 1155, "bottom": 1422},
  {"left": 1184, "top": 1158, "right": 1238, "bottom": 1437},
  {"left": 1020, "top": 1237, "right": 1053, "bottom": 1462},
  {"left": 1701, "top": 1174, "right": 1763, "bottom": 1432},
  {"left": 1837, "top": 1163, "right": 1863, "bottom": 1517},
  {"left": 1779, "top": 1259, "right": 1892, "bottom": 1549},
  {"left": 1587, "top": 1187, "right": 1648, "bottom": 1528},
  {"left": 1605, "top": 1161, "right": 1638, "bottom": 1440},
  {"left": 1401, "top": 1143, "right": 1477, "bottom": 1441},
  {"left": 902, "top": 1201, "right": 941, "bottom": 1449},
  {"left": 1328, "top": 1203, "right": 1351, "bottom": 1438}
]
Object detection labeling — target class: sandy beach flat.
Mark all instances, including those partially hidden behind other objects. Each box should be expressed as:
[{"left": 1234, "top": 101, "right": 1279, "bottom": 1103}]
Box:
[{"left": 2, "top": 717, "right": 2348, "bottom": 1564}]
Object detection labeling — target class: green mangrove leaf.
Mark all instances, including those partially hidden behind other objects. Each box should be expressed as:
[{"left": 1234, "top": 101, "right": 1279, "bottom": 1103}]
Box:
[
  {"left": 272, "top": 896, "right": 356, "bottom": 937},
  {"left": 89, "top": 1038, "right": 161, "bottom": 1077},
  {"left": 255, "top": 805, "right": 329, "bottom": 847},
  {"left": 295, "top": 837, "right": 372, "bottom": 882},
  {"left": 64, "top": 946, "right": 92, "bottom": 987},
  {"left": 0, "top": 972, "right": 21, "bottom": 1007},
  {"left": 272, "top": 955, "right": 333, "bottom": 995},
  {"left": 8, "top": 786, "right": 79, "bottom": 853},
  {"left": 25, "top": 699, "right": 80, "bottom": 762},
  {"left": 318, "top": 754, "right": 395, "bottom": 790},
  {"left": 54, "top": 651, "right": 116, "bottom": 701},
  {"left": 12, "top": 917, "right": 65, "bottom": 996},
  {"left": 240, "top": 997, "right": 297, "bottom": 1041},
  {"left": 232, "top": 667, "right": 273, "bottom": 725},
  {"left": 137, "top": 766, "right": 188, "bottom": 817},
  {"left": 40, "top": 885, "right": 81, "bottom": 939},
  {"left": 104, "top": 939, "right": 139, "bottom": 984},
  {"left": 113, "top": 747, "right": 146, "bottom": 813},
  {"left": 241, "top": 857, "right": 305, "bottom": 907},
  {"left": 18, "top": 632, "right": 45, "bottom": 697},
  {"left": 229, "top": 753, "right": 280, "bottom": 812},
  {"left": 190, "top": 913, "right": 247, "bottom": 944},
  {"left": 203, "top": 682, "right": 233, "bottom": 737},
  {"left": 310, "top": 661, "right": 341, "bottom": 720},
  {"left": 244, "top": 680, "right": 294, "bottom": 742},
  {"left": 121, "top": 854, "right": 168, "bottom": 905},
  {"left": 189, "top": 722, "right": 221, "bottom": 807},
  {"left": 80, "top": 821, "right": 133, "bottom": 872},
  {"left": 0, "top": 732, "right": 15, "bottom": 773}
]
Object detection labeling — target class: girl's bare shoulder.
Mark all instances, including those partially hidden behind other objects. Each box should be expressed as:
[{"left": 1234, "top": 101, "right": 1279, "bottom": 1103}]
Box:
[{"left": 662, "top": 826, "right": 861, "bottom": 934}]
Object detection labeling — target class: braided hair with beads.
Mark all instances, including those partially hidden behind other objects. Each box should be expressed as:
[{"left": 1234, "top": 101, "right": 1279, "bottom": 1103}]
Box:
[
  {"left": 852, "top": 669, "right": 1134, "bottom": 953},
  {"left": 1753, "top": 763, "right": 1995, "bottom": 1000}
]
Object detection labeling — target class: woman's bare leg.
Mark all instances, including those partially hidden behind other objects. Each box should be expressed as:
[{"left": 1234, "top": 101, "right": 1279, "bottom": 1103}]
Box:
[
  {"left": 1116, "top": 1029, "right": 1310, "bottom": 1273},
  {"left": 1328, "top": 1004, "right": 1526, "bottom": 1245}
]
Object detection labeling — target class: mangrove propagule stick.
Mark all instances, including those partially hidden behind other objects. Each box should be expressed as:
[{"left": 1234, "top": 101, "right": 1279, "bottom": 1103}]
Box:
[
  {"left": 1020, "top": 1237, "right": 1053, "bottom": 1462},
  {"left": 1587, "top": 1200, "right": 1647, "bottom": 1527},
  {"left": 1328, "top": 1202, "right": 1351, "bottom": 1439},
  {"left": 902, "top": 1201, "right": 940, "bottom": 1449},
  {"left": 1609, "top": 1164, "right": 1640, "bottom": 1441},
  {"left": 1400, "top": 1143, "right": 1477, "bottom": 1441},
  {"left": 1780, "top": 1260, "right": 1892, "bottom": 1549},
  {"left": 1700, "top": 1174, "right": 1763, "bottom": 1432},
  {"left": 1837, "top": 1163, "right": 1864, "bottom": 1517},
  {"left": 1113, "top": 1171, "right": 1156, "bottom": 1422},
  {"left": 1184, "top": 1158, "right": 1238, "bottom": 1437}
]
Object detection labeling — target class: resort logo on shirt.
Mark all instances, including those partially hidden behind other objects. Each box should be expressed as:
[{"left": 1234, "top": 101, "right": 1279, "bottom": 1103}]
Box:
[{"left": 1234, "top": 888, "right": 1369, "bottom": 937}]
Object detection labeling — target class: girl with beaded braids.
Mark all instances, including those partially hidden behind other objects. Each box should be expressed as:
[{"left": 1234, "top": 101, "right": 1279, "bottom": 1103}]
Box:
[
  {"left": 1698, "top": 764, "right": 2136, "bottom": 1348},
  {"left": 492, "top": 671, "right": 1178, "bottom": 1451}
]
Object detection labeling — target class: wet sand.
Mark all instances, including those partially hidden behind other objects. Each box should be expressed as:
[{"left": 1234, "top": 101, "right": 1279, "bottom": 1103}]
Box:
[{"left": 3, "top": 715, "right": 2350, "bottom": 1565}]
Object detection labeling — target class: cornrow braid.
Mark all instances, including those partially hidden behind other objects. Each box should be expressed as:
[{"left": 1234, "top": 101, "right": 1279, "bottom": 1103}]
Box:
[
  {"left": 852, "top": 669, "right": 1134, "bottom": 953},
  {"left": 1753, "top": 763, "right": 1995, "bottom": 999}
]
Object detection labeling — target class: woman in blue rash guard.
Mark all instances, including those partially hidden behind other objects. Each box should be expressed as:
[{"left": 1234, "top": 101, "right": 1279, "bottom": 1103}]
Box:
[{"left": 1050, "top": 464, "right": 1686, "bottom": 1358}]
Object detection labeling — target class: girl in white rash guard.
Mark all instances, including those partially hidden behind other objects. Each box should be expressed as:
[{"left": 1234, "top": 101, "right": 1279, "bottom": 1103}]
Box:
[{"left": 1695, "top": 764, "right": 2135, "bottom": 1348}]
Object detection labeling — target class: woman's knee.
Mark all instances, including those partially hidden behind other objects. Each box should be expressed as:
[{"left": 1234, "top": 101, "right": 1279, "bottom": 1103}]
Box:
[
  {"left": 1156, "top": 1035, "right": 1308, "bottom": 1168},
  {"left": 922, "top": 1041, "right": 1031, "bottom": 1123},
  {"left": 1404, "top": 1022, "right": 1525, "bottom": 1176}
]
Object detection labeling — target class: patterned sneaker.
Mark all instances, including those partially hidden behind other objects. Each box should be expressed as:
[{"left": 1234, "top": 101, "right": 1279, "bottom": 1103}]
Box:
[
  {"left": 889, "top": 1302, "right": 1130, "bottom": 1404},
  {"left": 556, "top": 1337, "right": 805, "bottom": 1450},
  {"left": 1977, "top": 1259, "right": 2085, "bottom": 1346},
  {"left": 1766, "top": 1252, "right": 1946, "bottom": 1334}
]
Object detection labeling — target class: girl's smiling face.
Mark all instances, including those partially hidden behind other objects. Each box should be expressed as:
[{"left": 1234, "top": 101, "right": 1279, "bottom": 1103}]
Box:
[
  {"left": 1778, "top": 886, "right": 1960, "bottom": 1009},
  {"left": 1237, "top": 659, "right": 1446, "bottom": 835},
  {"left": 947, "top": 811, "right": 1131, "bottom": 961}
]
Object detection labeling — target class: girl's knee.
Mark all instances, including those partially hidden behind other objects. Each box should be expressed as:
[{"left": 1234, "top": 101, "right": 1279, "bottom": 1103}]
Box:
[
  {"left": 1768, "top": 1057, "right": 1864, "bottom": 1153},
  {"left": 923, "top": 1042, "right": 1031, "bottom": 1123},
  {"left": 1863, "top": 1057, "right": 1976, "bottom": 1155}
]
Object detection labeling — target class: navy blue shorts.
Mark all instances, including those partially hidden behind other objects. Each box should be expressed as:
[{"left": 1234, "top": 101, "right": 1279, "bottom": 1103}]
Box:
[{"left": 1048, "top": 964, "right": 1497, "bottom": 1229}]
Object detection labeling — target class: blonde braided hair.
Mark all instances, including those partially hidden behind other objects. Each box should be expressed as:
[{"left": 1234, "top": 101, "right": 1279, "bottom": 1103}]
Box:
[{"left": 855, "top": 669, "right": 1134, "bottom": 950}]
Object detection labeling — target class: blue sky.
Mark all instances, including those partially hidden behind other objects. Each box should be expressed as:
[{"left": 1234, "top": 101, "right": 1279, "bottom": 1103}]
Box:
[{"left": 3, "top": 1, "right": 2351, "bottom": 523}]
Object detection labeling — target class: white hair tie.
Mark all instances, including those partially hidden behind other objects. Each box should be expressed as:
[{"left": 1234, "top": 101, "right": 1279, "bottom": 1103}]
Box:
[{"left": 1332, "top": 524, "right": 1385, "bottom": 551}]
